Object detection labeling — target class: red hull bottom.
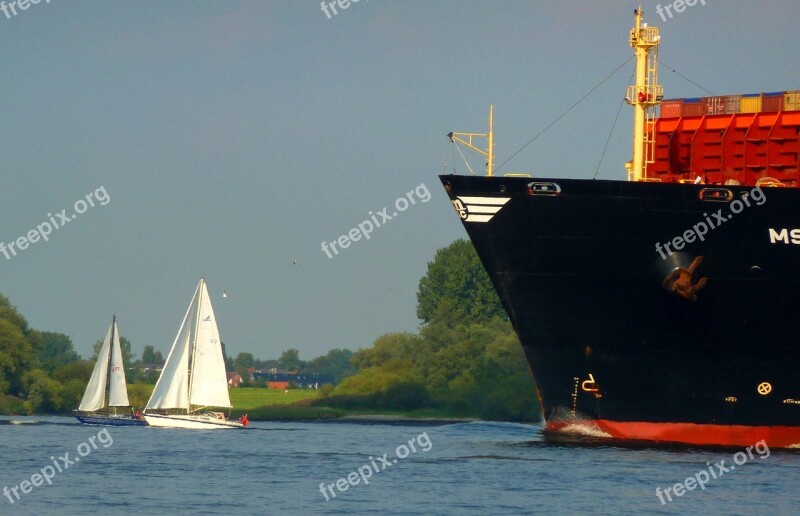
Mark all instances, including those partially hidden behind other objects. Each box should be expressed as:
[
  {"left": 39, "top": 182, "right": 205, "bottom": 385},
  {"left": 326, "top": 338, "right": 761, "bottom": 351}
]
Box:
[{"left": 547, "top": 419, "right": 800, "bottom": 449}]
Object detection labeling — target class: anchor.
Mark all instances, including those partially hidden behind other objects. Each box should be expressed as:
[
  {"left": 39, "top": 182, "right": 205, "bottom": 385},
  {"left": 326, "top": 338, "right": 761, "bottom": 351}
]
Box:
[{"left": 662, "top": 255, "right": 708, "bottom": 302}]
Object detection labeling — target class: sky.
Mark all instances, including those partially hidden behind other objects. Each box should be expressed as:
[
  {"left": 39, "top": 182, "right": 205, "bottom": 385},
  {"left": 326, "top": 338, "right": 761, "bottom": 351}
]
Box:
[{"left": 1, "top": 0, "right": 798, "bottom": 361}]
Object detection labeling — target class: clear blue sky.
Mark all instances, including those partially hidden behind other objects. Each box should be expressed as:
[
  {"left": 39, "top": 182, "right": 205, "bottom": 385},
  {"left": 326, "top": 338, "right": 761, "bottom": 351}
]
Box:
[{"left": 1, "top": 0, "right": 797, "bottom": 361}]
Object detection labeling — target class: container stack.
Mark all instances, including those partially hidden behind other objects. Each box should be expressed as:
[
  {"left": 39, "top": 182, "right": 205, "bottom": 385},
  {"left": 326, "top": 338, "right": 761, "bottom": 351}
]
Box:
[
  {"left": 785, "top": 90, "right": 800, "bottom": 111},
  {"left": 659, "top": 90, "right": 800, "bottom": 118}
]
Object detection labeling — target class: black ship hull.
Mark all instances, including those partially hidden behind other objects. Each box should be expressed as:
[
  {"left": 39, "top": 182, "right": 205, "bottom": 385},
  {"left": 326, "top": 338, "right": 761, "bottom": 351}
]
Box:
[{"left": 441, "top": 174, "right": 800, "bottom": 447}]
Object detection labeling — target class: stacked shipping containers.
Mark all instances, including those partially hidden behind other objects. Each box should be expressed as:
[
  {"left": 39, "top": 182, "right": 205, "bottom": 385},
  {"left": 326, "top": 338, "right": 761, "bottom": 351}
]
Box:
[{"left": 658, "top": 91, "right": 800, "bottom": 118}]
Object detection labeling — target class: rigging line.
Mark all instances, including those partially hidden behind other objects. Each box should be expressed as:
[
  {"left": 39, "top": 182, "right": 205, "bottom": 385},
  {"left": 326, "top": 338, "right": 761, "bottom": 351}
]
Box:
[
  {"left": 593, "top": 68, "right": 636, "bottom": 179},
  {"left": 442, "top": 141, "right": 451, "bottom": 174},
  {"left": 494, "top": 55, "right": 634, "bottom": 174},
  {"left": 454, "top": 141, "right": 477, "bottom": 176},
  {"left": 659, "top": 58, "right": 714, "bottom": 95}
]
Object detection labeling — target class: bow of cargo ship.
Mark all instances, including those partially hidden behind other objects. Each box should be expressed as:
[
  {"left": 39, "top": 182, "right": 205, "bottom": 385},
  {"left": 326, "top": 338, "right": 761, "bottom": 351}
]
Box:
[{"left": 439, "top": 7, "right": 800, "bottom": 448}]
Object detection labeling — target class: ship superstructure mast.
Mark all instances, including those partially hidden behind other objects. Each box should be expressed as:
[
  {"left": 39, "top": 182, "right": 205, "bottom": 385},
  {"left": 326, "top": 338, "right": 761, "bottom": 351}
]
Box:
[
  {"left": 448, "top": 105, "right": 495, "bottom": 177},
  {"left": 625, "top": 6, "right": 663, "bottom": 181}
]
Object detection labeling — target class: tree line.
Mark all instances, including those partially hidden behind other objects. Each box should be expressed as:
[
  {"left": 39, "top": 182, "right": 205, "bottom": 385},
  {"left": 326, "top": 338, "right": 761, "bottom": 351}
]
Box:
[
  {"left": 315, "top": 239, "right": 539, "bottom": 421},
  {"left": 1, "top": 239, "right": 540, "bottom": 421},
  {"left": 0, "top": 294, "right": 358, "bottom": 414}
]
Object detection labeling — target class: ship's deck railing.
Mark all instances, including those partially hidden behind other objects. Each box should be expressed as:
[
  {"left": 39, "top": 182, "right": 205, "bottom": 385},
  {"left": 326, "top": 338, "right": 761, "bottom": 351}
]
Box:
[
  {"left": 631, "top": 26, "right": 660, "bottom": 46},
  {"left": 626, "top": 84, "right": 665, "bottom": 105}
]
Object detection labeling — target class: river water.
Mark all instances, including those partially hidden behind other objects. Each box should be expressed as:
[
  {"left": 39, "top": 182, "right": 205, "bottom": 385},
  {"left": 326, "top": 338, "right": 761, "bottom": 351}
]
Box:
[{"left": 1, "top": 416, "right": 797, "bottom": 514}]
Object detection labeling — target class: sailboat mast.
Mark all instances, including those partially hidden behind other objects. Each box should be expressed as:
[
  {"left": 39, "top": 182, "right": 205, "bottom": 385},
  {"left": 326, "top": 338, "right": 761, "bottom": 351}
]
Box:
[
  {"left": 187, "top": 278, "right": 204, "bottom": 413},
  {"left": 105, "top": 314, "right": 116, "bottom": 416}
]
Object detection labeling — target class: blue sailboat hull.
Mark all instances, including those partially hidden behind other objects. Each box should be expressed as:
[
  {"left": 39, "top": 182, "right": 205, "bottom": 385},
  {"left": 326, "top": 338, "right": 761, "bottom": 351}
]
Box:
[{"left": 75, "top": 414, "right": 148, "bottom": 426}]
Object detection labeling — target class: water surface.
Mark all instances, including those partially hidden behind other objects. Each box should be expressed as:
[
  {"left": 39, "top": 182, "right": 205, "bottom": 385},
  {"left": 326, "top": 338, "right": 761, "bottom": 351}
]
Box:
[{"left": 1, "top": 417, "right": 797, "bottom": 514}]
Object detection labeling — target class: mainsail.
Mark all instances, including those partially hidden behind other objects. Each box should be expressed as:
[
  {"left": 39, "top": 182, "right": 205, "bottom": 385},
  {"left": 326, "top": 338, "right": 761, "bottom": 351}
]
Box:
[
  {"left": 78, "top": 318, "right": 130, "bottom": 411},
  {"left": 146, "top": 279, "right": 231, "bottom": 412}
]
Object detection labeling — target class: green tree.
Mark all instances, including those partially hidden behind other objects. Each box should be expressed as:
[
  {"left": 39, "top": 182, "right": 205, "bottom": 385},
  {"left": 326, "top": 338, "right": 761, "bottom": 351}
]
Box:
[
  {"left": 39, "top": 332, "right": 79, "bottom": 373},
  {"left": 233, "top": 352, "right": 255, "bottom": 387},
  {"left": 0, "top": 319, "right": 33, "bottom": 395},
  {"left": 0, "top": 294, "right": 40, "bottom": 396},
  {"left": 234, "top": 352, "right": 255, "bottom": 370},
  {"left": 441, "top": 326, "right": 537, "bottom": 420},
  {"left": 278, "top": 348, "right": 301, "bottom": 371},
  {"left": 257, "top": 358, "right": 279, "bottom": 371},
  {"left": 60, "top": 379, "right": 87, "bottom": 412},
  {"left": 52, "top": 360, "right": 94, "bottom": 384},
  {"left": 302, "top": 348, "right": 356, "bottom": 384},
  {"left": 335, "top": 358, "right": 421, "bottom": 396},
  {"left": 22, "top": 369, "right": 64, "bottom": 414},
  {"left": 416, "top": 239, "right": 505, "bottom": 325},
  {"left": 140, "top": 345, "right": 165, "bottom": 365},
  {"left": 319, "top": 239, "right": 540, "bottom": 421},
  {"left": 141, "top": 345, "right": 156, "bottom": 364}
]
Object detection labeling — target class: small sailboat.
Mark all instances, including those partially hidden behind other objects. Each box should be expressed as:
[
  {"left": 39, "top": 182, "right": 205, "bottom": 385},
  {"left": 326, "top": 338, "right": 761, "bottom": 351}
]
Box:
[
  {"left": 143, "top": 278, "right": 246, "bottom": 429},
  {"left": 75, "top": 315, "right": 147, "bottom": 426}
]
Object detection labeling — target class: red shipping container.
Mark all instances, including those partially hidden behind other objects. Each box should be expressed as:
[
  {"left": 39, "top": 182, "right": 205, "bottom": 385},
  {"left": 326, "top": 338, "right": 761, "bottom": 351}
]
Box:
[
  {"left": 762, "top": 93, "right": 783, "bottom": 112},
  {"left": 660, "top": 99, "right": 683, "bottom": 118},
  {"left": 682, "top": 101, "right": 706, "bottom": 117}
]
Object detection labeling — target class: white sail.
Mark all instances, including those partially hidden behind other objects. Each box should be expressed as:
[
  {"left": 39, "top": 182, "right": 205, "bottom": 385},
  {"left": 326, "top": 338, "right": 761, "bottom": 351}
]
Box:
[
  {"left": 107, "top": 321, "right": 130, "bottom": 407},
  {"left": 144, "top": 278, "right": 237, "bottom": 429},
  {"left": 189, "top": 282, "right": 232, "bottom": 408},
  {"left": 145, "top": 283, "right": 199, "bottom": 411},
  {"left": 78, "top": 321, "right": 113, "bottom": 411}
]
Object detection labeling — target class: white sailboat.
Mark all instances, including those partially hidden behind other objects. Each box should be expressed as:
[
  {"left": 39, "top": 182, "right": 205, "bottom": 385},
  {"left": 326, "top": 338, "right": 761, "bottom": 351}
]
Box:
[
  {"left": 144, "top": 278, "right": 245, "bottom": 429},
  {"left": 75, "top": 315, "right": 146, "bottom": 426}
]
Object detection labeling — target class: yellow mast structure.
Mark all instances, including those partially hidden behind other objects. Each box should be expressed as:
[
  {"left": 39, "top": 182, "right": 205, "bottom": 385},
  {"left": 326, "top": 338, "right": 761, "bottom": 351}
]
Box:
[
  {"left": 449, "top": 105, "right": 495, "bottom": 177},
  {"left": 625, "top": 6, "right": 663, "bottom": 181}
]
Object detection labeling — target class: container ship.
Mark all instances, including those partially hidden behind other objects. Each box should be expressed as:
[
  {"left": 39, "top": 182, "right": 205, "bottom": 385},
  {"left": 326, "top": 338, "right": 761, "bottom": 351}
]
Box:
[{"left": 439, "top": 7, "right": 800, "bottom": 448}]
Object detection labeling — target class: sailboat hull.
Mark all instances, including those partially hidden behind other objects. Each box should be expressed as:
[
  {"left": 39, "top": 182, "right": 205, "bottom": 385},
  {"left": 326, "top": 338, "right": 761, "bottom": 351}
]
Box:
[
  {"left": 75, "top": 414, "right": 148, "bottom": 427},
  {"left": 143, "top": 413, "right": 244, "bottom": 429}
]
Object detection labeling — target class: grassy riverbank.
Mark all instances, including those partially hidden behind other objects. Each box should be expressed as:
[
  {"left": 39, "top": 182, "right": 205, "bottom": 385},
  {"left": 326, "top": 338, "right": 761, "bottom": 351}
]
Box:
[{"left": 3, "top": 387, "right": 487, "bottom": 422}]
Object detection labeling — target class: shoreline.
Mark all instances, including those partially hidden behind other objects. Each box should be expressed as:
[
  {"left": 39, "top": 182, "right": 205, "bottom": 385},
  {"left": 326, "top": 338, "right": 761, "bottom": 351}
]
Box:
[
  {"left": 333, "top": 414, "right": 481, "bottom": 425},
  {"left": 1, "top": 413, "right": 488, "bottom": 426}
]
